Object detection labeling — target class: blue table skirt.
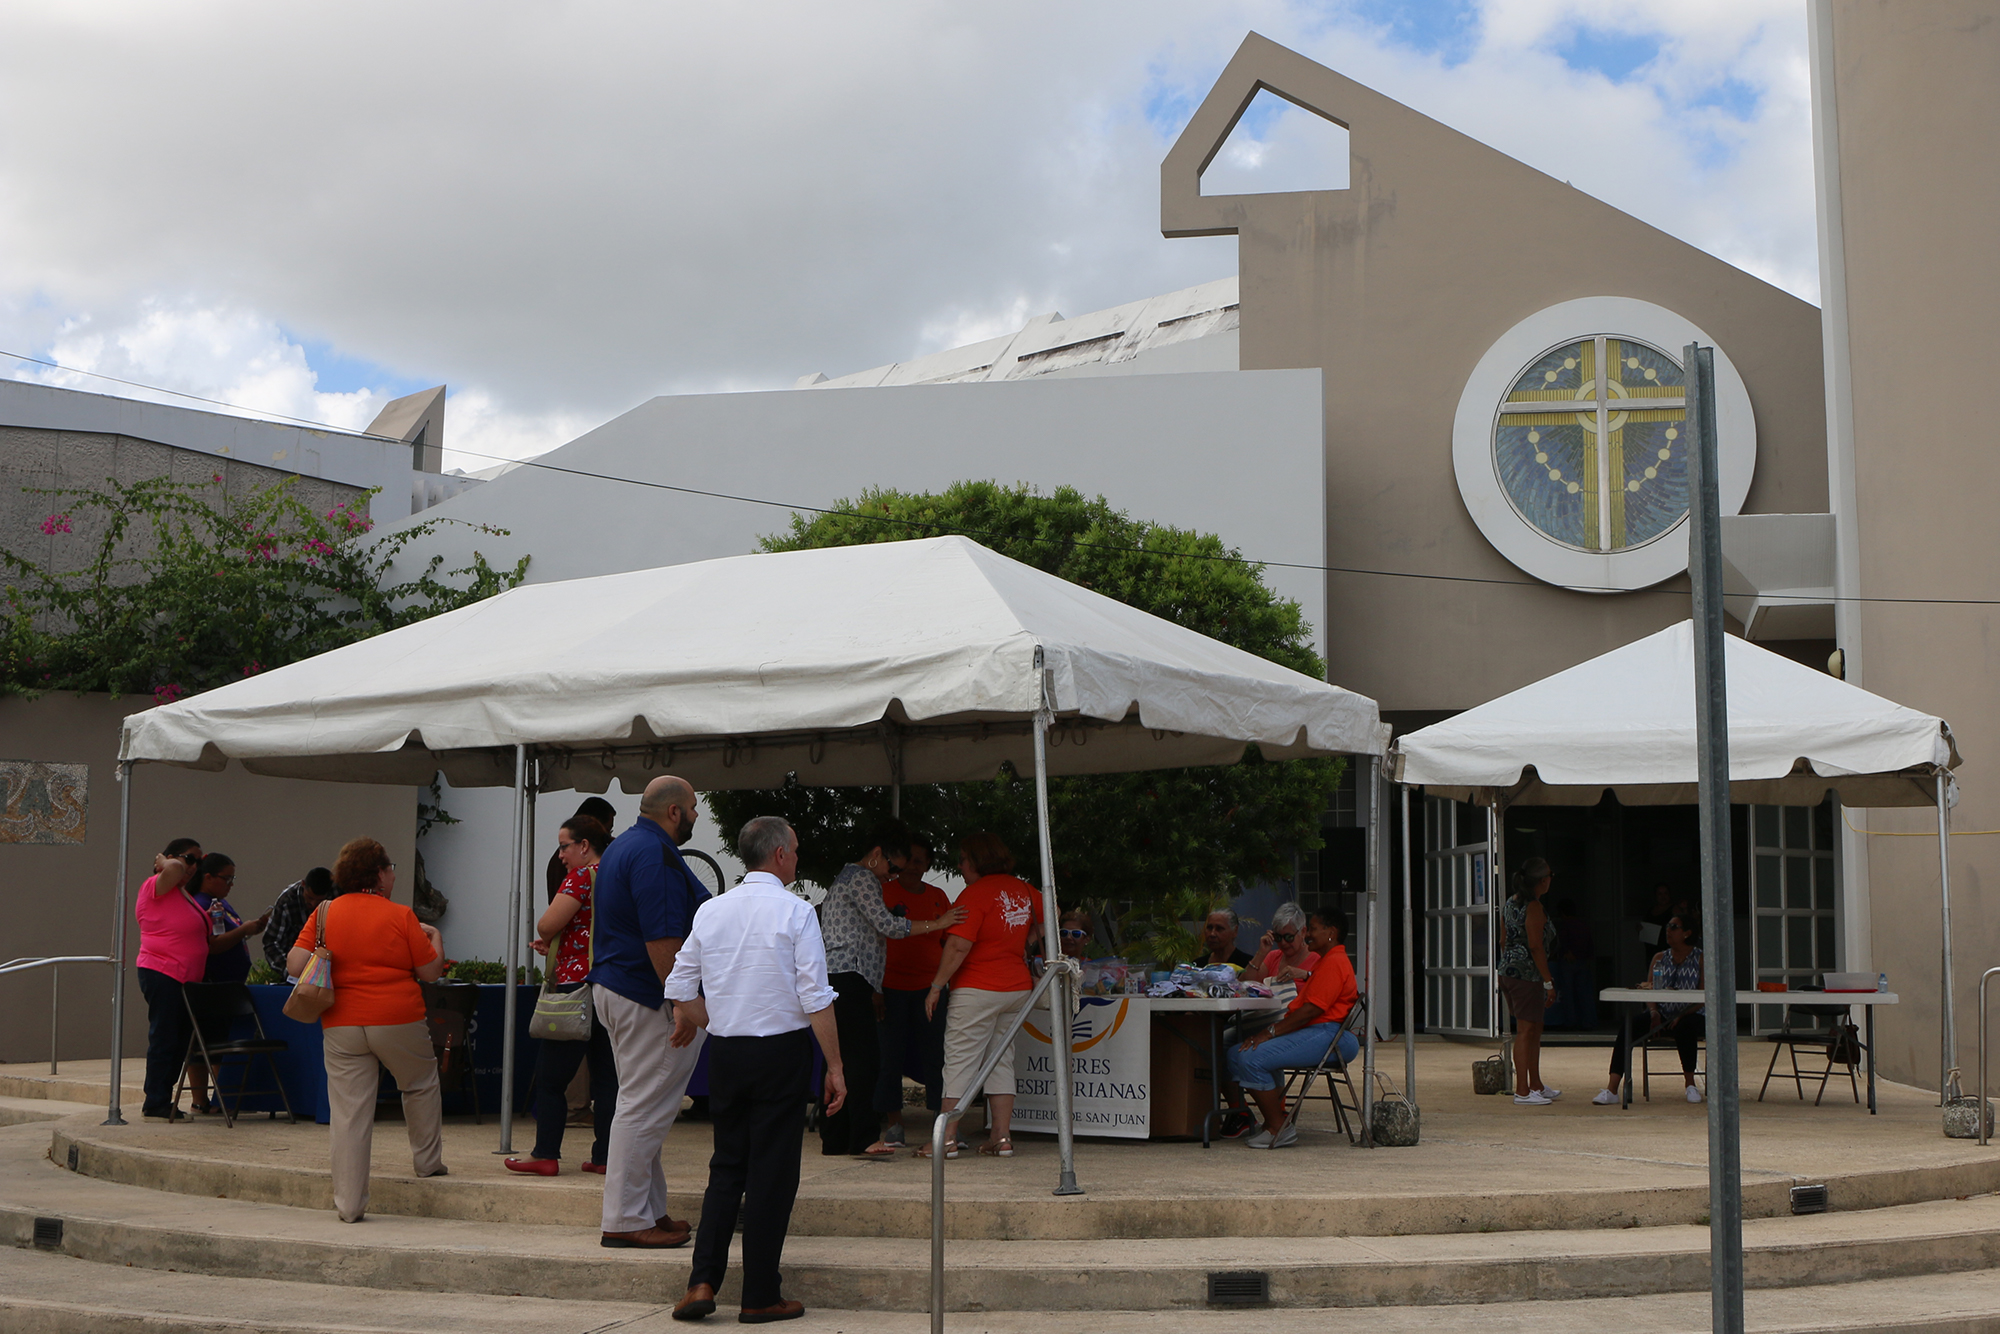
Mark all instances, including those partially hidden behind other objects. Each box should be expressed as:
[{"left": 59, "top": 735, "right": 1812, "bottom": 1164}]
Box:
[{"left": 233, "top": 984, "right": 722, "bottom": 1124}]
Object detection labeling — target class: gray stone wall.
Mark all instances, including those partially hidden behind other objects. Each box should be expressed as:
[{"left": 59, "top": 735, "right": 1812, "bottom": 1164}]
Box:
[{"left": 1, "top": 425, "right": 369, "bottom": 585}]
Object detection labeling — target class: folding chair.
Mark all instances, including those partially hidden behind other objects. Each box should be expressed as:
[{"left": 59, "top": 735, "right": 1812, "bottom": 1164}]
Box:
[
  {"left": 175, "top": 982, "right": 296, "bottom": 1128},
  {"left": 1639, "top": 1023, "right": 1706, "bottom": 1101},
  {"left": 1278, "top": 997, "right": 1369, "bottom": 1144},
  {"left": 423, "top": 981, "right": 482, "bottom": 1122},
  {"left": 1758, "top": 1009, "right": 1863, "bottom": 1105}
]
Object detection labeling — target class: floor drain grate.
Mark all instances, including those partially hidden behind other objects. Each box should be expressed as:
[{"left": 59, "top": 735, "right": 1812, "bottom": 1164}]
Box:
[
  {"left": 1791, "top": 1184, "right": 1829, "bottom": 1215},
  {"left": 33, "top": 1217, "right": 63, "bottom": 1248},
  {"left": 66, "top": 1143, "right": 78, "bottom": 1171},
  {"left": 1206, "top": 1271, "right": 1270, "bottom": 1306}
]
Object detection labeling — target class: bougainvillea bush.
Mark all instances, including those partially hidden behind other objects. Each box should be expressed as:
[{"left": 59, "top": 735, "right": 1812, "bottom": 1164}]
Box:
[{"left": 2, "top": 473, "right": 528, "bottom": 701}]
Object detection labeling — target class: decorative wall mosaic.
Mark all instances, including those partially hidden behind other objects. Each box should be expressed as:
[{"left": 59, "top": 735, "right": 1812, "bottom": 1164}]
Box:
[{"left": 0, "top": 761, "right": 88, "bottom": 845}]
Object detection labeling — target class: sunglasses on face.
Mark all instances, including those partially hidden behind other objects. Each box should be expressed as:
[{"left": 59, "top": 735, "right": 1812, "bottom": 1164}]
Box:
[
  {"left": 1059, "top": 929, "right": 1089, "bottom": 940},
  {"left": 1273, "top": 932, "right": 1298, "bottom": 943}
]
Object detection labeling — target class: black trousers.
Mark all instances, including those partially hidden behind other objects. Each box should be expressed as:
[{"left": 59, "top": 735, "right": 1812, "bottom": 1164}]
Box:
[
  {"left": 817, "top": 972, "right": 880, "bottom": 1155},
  {"left": 137, "top": 967, "right": 192, "bottom": 1115},
  {"left": 529, "top": 985, "right": 619, "bottom": 1163},
  {"left": 1610, "top": 1010, "right": 1705, "bottom": 1078},
  {"left": 689, "top": 1028, "right": 810, "bottom": 1310}
]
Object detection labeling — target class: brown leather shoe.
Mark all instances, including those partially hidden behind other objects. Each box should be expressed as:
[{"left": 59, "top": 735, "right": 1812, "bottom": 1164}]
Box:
[
  {"left": 672, "top": 1284, "right": 717, "bottom": 1320},
  {"left": 600, "top": 1224, "right": 691, "bottom": 1249},
  {"left": 656, "top": 1215, "right": 693, "bottom": 1233},
  {"left": 738, "top": 1299, "right": 804, "bottom": 1324}
]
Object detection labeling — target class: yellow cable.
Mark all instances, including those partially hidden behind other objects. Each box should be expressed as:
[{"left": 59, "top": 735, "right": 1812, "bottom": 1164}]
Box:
[{"left": 1840, "top": 810, "right": 2000, "bottom": 837}]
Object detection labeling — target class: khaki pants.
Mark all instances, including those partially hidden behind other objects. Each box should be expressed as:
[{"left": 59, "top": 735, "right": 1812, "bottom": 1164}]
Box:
[
  {"left": 323, "top": 1021, "right": 445, "bottom": 1223},
  {"left": 594, "top": 987, "right": 705, "bottom": 1234},
  {"left": 942, "top": 986, "right": 1028, "bottom": 1101}
]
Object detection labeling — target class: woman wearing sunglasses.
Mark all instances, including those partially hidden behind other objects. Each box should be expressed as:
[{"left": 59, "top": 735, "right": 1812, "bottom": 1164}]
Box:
[
  {"left": 1241, "top": 902, "right": 1320, "bottom": 986},
  {"left": 1058, "top": 909, "right": 1094, "bottom": 961}
]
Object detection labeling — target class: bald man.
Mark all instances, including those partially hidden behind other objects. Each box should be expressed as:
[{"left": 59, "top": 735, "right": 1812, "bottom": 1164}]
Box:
[{"left": 588, "top": 775, "right": 711, "bottom": 1249}]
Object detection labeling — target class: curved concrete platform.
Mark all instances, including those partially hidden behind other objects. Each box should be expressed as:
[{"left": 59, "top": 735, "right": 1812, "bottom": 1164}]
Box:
[{"left": 38, "top": 1040, "right": 2000, "bottom": 1242}]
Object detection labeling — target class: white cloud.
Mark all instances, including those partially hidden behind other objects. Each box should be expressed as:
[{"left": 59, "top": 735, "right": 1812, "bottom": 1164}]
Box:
[
  {"left": 23, "top": 300, "right": 390, "bottom": 431},
  {"left": 0, "top": 1, "right": 1817, "bottom": 451}
]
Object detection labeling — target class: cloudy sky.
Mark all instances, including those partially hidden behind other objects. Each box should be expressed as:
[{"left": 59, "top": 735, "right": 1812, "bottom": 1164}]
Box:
[{"left": 0, "top": 1, "right": 1815, "bottom": 472}]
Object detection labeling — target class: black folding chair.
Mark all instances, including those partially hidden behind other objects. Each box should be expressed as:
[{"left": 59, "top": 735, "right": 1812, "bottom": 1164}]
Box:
[
  {"left": 1758, "top": 1006, "right": 1863, "bottom": 1105},
  {"left": 1278, "top": 997, "right": 1370, "bottom": 1144},
  {"left": 423, "top": 981, "right": 482, "bottom": 1122},
  {"left": 176, "top": 982, "right": 295, "bottom": 1128},
  {"left": 1639, "top": 1023, "right": 1706, "bottom": 1101}
]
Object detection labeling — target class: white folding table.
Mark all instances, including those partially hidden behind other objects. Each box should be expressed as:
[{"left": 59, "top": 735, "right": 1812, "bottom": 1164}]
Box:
[{"left": 1598, "top": 988, "right": 1899, "bottom": 1113}]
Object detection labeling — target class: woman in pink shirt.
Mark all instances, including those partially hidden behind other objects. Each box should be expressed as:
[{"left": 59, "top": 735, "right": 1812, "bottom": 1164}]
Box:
[{"left": 133, "top": 837, "right": 210, "bottom": 1120}]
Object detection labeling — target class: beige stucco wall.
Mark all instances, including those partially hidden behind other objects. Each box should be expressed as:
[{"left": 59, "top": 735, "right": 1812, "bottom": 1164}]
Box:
[
  {"left": 1165, "top": 36, "right": 1829, "bottom": 713},
  {"left": 0, "top": 694, "right": 416, "bottom": 1065},
  {"left": 1827, "top": 0, "right": 2000, "bottom": 1089}
]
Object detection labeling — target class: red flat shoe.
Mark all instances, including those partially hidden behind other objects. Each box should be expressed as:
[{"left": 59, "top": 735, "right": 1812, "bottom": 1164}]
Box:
[
  {"left": 503, "top": 1157, "right": 560, "bottom": 1176},
  {"left": 581, "top": 1161, "right": 607, "bottom": 1175}
]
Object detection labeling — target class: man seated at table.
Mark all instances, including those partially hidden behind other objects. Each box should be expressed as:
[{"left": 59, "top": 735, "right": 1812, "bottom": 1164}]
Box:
[
  {"left": 1187, "top": 909, "right": 1253, "bottom": 970},
  {"left": 1225, "top": 908, "right": 1358, "bottom": 1149}
]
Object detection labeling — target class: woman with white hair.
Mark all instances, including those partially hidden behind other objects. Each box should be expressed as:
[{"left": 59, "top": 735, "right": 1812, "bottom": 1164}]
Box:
[{"left": 1242, "top": 902, "right": 1321, "bottom": 985}]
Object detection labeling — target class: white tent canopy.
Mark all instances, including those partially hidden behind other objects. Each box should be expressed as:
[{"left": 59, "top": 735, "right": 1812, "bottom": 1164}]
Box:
[
  {"left": 121, "top": 534, "right": 1390, "bottom": 787},
  {"left": 1390, "top": 621, "right": 1958, "bottom": 808}
]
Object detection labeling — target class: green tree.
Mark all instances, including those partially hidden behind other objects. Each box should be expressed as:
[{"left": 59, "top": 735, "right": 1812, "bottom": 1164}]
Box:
[
  {"left": 2, "top": 473, "right": 529, "bottom": 700},
  {"left": 704, "top": 482, "right": 1344, "bottom": 950}
]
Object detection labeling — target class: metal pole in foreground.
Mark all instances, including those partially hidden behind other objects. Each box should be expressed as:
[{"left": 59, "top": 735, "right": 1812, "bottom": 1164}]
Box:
[
  {"left": 1401, "top": 784, "right": 1416, "bottom": 1102},
  {"left": 1031, "top": 647, "right": 1082, "bottom": 1196},
  {"left": 498, "top": 743, "right": 527, "bottom": 1154},
  {"left": 106, "top": 759, "right": 134, "bottom": 1125},
  {"left": 1939, "top": 770, "right": 1959, "bottom": 1100},
  {"left": 1687, "top": 340, "right": 1744, "bottom": 1334},
  {"left": 1361, "top": 762, "right": 1382, "bottom": 1145}
]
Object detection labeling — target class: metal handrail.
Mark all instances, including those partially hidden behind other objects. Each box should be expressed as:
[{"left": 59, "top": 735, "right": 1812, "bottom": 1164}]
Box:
[
  {"left": 1977, "top": 966, "right": 2000, "bottom": 1145},
  {"left": 929, "top": 959, "right": 1073, "bottom": 1333},
  {"left": 0, "top": 956, "right": 115, "bottom": 1075}
]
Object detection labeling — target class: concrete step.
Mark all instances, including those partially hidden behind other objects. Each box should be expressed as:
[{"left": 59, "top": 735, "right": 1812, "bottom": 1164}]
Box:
[
  {"left": 6, "top": 1246, "right": 2000, "bottom": 1334},
  {"left": 0, "top": 1061, "right": 137, "bottom": 1109},
  {"left": 51, "top": 1108, "right": 2000, "bottom": 1242},
  {"left": 10, "top": 1120, "right": 2000, "bottom": 1312}
]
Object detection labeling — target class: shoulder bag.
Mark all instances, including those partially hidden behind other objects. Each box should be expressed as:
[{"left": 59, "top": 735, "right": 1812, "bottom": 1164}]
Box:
[
  {"left": 282, "top": 903, "right": 337, "bottom": 1022},
  {"left": 529, "top": 878, "right": 594, "bottom": 1041}
]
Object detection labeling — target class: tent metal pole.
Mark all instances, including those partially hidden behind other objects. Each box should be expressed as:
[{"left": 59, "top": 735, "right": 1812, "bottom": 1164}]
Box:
[
  {"left": 1688, "top": 340, "right": 1745, "bottom": 1334},
  {"left": 1401, "top": 783, "right": 1416, "bottom": 1104},
  {"left": 498, "top": 743, "right": 527, "bottom": 1154},
  {"left": 106, "top": 759, "right": 134, "bottom": 1126},
  {"left": 1031, "top": 647, "right": 1082, "bottom": 1196},
  {"left": 1490, "top": 805, "right": 1508, "bottom": 1081},
  {"left": 1939, "top": 770, "right": 1958, "bottom": 1100},
  {"left": 1362, "top": 762, "right": 1381, "bottom": 1145}
]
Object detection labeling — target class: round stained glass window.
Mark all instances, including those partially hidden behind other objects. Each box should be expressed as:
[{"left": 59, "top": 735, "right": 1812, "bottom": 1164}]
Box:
[{"left": 1492, "top": 337, "right": 1688, "bottom": 553}]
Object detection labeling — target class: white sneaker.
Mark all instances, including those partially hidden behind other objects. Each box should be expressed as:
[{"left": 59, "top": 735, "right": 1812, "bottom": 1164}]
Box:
[
  {"left": 1686, "top": 1085, "right": 1704, "bottom": 1103},
  {"left": 1270, "top": 1123, "right": 1298, "bottom": 1148},
  {"left": 1591, "top": 1089, "right": 1619, "bottom": 1105},
  {"left": 1512, "top": 1090, "right": 1553, "bottom": 1106},
  {"left": 1244, "top": 1126, "right": 1277, "bottom": 1148},
  {"left": 1537, "top": 1087, "right": 1562, "bottom": 1101}
]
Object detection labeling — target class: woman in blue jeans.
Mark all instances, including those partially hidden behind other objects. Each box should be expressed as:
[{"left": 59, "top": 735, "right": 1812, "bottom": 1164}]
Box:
[
  {"left": 1227, "top": 907, "right": 1359, "bottom": 1149},
  {"left": 509, "top": 815, "right": 618, "bottom": 1175}
]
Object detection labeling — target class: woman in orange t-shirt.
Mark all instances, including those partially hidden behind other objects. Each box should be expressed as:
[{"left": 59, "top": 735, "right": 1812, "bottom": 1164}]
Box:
[
  {"left": 922, "top": 832, "right": 1039, "bottom": 1159},
  {"left": 288, "top": 837, "right": 448, "bottom": 1223}
]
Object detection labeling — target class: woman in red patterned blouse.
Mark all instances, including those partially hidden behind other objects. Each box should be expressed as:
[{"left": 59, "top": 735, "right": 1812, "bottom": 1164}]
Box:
[{"left": 507, "top": 814, "right": 617, "bottom": 1176}]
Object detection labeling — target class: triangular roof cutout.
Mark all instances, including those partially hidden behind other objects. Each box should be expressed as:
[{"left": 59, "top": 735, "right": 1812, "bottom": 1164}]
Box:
[{"left": 1200, "top": 87, "right": 1350, "bottom": 196}]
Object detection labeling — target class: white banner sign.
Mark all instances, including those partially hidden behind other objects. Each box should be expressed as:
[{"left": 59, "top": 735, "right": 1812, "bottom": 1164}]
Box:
[{"left": 1011, "top": 994, "right": 1151, "bottom": 1139}]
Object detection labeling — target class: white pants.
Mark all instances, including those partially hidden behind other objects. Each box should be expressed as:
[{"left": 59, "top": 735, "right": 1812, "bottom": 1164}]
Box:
[{"left": 594, "top": 986, "right": 705, "bottom": 1234}]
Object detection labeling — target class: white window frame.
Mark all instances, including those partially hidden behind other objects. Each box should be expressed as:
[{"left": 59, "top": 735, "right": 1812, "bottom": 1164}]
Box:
[{"left": 1451, "top": 296, "right": 1758, "bottom": 593}]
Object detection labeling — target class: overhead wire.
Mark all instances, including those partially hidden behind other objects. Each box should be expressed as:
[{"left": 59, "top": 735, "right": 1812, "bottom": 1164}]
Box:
[{"left": 10, "top": 347, "right": 2000, "bottom": 609}]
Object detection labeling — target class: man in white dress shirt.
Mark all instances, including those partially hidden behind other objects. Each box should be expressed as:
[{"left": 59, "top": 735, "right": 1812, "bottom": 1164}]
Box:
[{"left": 666, "top": 816, "right": 845, "bottom": 1325}]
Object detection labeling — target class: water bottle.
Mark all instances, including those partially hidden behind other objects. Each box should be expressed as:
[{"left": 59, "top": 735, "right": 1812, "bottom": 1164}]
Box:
[
  {"left": 209, "top": 898, "right": 228, "bottom": 935},
  {"left": 1878, "top": 972, "right": 1889, "bottom": 994}
]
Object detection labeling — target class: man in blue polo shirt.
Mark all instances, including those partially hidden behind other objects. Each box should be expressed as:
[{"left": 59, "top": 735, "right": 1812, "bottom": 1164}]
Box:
[{"left": 590, "top": 774, "right": 710, "bottom": 1249}]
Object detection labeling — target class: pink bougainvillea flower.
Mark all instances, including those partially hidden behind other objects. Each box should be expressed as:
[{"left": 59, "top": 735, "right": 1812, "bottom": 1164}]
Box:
[
  {"left": 152, "top": 683, "right": 188, "bottom": 705},
  {"left": 39, "top": 514, "right": 71, "bottom": 535}
]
